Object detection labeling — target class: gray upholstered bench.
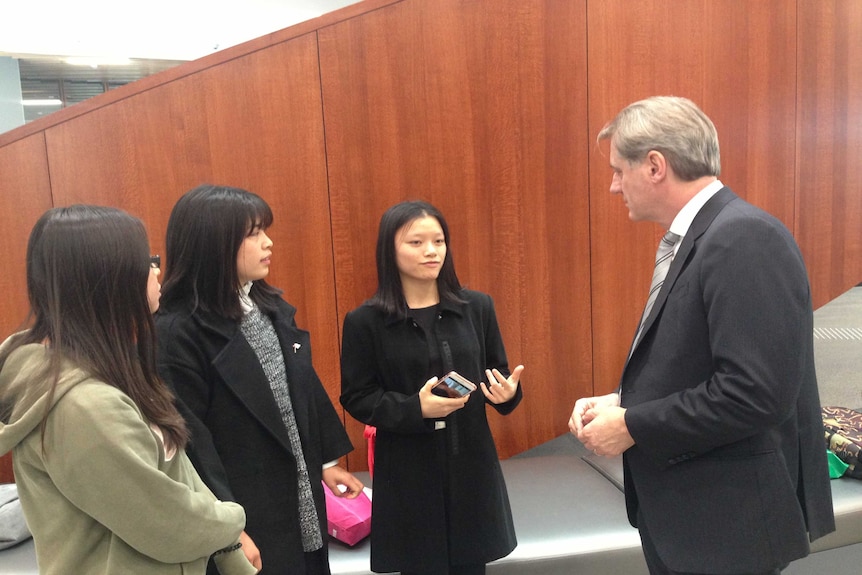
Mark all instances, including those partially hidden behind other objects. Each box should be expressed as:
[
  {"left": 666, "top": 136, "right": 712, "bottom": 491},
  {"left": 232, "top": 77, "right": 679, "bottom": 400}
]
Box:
[
  {"left": 326, "top": 434, "right": 862, "bottom": 574},
  {"left": 329, "top": 445, "right": 646, "bottom": 575}
]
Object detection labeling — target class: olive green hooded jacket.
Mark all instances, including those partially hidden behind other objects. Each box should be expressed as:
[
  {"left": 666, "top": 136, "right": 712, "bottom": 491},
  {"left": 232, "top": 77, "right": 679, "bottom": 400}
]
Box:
[{"left": 0, "top": 341, "right": 256, "bottom": 575}]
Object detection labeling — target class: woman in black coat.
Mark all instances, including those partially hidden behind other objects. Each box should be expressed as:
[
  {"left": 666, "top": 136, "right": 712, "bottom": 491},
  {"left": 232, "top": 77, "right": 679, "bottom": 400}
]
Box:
[
  {"left": 155, "top": 184, "right": 363, "bottom": 575},
  {"left": 340, "top": 201, "right": 524, "bottom": 575}
]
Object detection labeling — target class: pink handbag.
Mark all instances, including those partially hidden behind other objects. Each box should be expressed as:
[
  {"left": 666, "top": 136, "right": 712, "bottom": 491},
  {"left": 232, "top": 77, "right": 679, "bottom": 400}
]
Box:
[{"left": 323, "top": 482, "right": 372, "bottom": 546}]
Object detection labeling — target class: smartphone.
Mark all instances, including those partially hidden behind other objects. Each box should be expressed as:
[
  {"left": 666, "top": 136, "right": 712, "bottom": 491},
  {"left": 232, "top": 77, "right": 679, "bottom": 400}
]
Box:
[{"left": 431, "top": 371, "right": 477, "bottom": 398}]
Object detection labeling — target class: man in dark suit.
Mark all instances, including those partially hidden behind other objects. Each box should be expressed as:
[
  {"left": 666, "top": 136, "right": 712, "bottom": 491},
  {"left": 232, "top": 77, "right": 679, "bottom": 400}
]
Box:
[{"left": 569, "top": 96, "right": 835, "bottom": 575}]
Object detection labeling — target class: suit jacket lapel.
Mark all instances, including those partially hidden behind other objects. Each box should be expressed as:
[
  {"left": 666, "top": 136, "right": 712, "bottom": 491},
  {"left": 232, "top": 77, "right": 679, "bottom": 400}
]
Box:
[{"left": 629, "top": 187, "right": 738, "bottom": 360}]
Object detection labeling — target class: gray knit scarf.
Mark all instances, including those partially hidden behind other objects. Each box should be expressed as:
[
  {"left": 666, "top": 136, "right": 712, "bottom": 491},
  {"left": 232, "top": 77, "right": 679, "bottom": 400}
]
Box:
[{"left": 240, "top": 304, "right": 323, "bottom": 552}]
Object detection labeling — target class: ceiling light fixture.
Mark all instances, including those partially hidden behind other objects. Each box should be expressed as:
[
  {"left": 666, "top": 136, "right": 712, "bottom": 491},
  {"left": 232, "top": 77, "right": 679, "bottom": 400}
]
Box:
[
  {"left": 65, "top": 56, "right": 132, "bottom": 68},
  {"left": 22, "top": 99, "right": 63, "bottom": 107}
]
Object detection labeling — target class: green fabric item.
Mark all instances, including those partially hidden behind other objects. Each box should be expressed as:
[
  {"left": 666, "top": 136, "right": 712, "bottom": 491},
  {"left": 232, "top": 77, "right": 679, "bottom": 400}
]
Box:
[
  {"left": 827, "top": 449, "right": 849, "bottom": 479},
  {"left": 0, "top": 342, "right": 249, "bottom": 575}
]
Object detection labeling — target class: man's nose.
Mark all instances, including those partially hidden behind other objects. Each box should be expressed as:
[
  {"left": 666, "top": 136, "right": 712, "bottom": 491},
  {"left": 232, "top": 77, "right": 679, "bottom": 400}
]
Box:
[{"left": 609, "top": 174, "right": 622, "bottom": 194}]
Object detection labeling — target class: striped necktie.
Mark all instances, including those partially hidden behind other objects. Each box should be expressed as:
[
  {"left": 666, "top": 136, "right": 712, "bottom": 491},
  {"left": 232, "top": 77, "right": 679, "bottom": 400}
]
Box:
[{"left": 631, "top": 230, "right": 681, "bottom": 354}]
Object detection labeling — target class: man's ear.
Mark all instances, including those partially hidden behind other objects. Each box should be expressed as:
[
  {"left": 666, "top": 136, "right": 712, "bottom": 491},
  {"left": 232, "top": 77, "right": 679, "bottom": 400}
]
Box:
[{"left": 646, "top": 150, "right": 667, "bottom": 181}]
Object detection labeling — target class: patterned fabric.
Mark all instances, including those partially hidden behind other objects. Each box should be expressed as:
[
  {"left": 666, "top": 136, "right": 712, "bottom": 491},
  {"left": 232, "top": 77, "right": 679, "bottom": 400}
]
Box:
[
  {"left": 822, "top": 406, "right": 862, "bottom": 479},
  {"left": 631, "top": 230, "right": 681, "bottom": 355},
  {"left": 240, "top": 304, "right": 323, "bottom": 551}
]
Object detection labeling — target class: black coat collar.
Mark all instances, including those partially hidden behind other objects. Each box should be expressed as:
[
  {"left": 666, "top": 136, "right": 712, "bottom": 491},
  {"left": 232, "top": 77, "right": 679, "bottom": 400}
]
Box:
[
  {"left": 381, "top": 294, "right": 467, "bottom": 327},
  {"left": 173, "top": 297, "right": 298, "bottom": 340}
]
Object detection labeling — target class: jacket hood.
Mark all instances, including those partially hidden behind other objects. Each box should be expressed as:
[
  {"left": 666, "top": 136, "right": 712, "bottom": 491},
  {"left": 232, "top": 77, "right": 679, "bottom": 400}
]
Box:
[{"left": 0, "top": 339, "right": 89, "bottom": 455}]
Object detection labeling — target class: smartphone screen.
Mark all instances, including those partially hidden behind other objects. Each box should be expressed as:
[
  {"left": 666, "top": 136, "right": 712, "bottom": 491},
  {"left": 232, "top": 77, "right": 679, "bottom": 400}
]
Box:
[{"left": 432, "top": 372, "right": 476, "bottom": 398}]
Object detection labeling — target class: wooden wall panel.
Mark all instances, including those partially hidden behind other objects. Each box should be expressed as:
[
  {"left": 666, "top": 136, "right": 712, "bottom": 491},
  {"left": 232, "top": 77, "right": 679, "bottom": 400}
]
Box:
[
  {"left": 39, "top": 34, "right": 342, "bottom": 402},
  {"left": 587, "top": 0, "right": 798, "bottom": 394},
  {"left": 797, "top": 0, "right": 862, "bottom": 309},
  {"left": 0, "top": 134, "right": 54, "bottom": 483},
  {"left": 0, "top": 0, "right": 400, "bottom": 152},
  {"left": 0, "top": 135, "right": 52, "bottom": 335},
  {"left": 320, "top": 0, "right": 591, "bottom": 467}
]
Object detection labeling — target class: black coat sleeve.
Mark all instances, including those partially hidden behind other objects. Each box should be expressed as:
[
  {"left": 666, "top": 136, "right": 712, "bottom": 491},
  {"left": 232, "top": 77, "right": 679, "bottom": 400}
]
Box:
[{"left": 155, "top": 313, "right": 234, "bottom": 502}]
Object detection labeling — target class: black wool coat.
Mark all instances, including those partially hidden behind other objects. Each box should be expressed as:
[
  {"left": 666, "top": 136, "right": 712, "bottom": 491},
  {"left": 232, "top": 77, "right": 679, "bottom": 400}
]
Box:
[
  {"left": 340, "top": 289, "right": 522, "bottom": 573},
  {"left": 155, "top": 298, "right": 353, "bottom": 575}
]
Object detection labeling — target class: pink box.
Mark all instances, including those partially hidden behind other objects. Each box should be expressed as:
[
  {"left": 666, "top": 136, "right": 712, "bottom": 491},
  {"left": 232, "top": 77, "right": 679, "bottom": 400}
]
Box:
[{"left": 323, "top": 484, "right": 372, "bottom": 546}]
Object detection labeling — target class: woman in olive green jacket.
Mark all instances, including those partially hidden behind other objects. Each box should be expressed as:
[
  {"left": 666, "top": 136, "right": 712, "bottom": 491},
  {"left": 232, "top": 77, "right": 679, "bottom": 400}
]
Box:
[{"left": 0, "top": 205, "right": 256, "bottom": 575}]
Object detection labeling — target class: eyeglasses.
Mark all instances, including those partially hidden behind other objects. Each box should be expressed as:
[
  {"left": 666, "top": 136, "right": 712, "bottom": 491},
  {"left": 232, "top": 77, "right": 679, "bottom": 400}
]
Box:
[{"left": 150, "top": 255, "right": 161, "bottom": 270}]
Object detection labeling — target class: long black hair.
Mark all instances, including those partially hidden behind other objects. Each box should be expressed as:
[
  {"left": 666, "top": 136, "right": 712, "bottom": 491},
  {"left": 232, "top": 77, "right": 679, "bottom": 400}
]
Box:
[
  {"left": 369, "top": 200, "right": 464, "bottom": 318},
  {"left": 160, "top": 184, "right": 282, "bottom": 320},
  {"left": 0, "top": 205, "right": 188, "bottom": 450}
]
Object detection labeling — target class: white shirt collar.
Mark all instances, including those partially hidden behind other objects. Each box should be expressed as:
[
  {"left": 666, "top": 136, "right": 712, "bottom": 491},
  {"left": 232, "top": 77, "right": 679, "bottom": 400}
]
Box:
[
  {"left": 669, "top": 179, "right": 724, "bottom": 240},
  {"left": 239, "top": 281, "right": 254, "bottom": 314}
]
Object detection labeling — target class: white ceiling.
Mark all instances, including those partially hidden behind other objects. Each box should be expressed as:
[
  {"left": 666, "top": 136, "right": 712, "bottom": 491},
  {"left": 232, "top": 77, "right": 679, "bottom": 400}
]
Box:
[{"left": 0, "top": 0, "right": 362, "bottom": 62}]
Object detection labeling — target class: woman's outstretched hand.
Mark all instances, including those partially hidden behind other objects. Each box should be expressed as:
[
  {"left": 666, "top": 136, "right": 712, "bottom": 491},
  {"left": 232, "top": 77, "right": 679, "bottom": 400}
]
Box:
[{"left": 481, "top": 365, "right": 524, "bottom": 404}]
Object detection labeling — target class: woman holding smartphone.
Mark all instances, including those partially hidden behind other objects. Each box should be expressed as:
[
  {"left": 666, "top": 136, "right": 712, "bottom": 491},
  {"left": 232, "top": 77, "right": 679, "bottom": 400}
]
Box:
[{"left": 340, "top": 200, "right": 524, "bottom": 575}]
